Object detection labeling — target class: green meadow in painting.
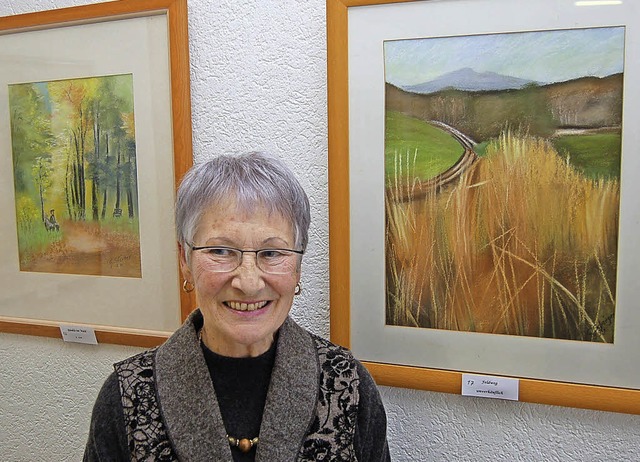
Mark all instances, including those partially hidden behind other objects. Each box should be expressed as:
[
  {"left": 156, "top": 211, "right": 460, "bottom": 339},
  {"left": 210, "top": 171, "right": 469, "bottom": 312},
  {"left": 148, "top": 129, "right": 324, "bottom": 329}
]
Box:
[
  {"left": 384, "top": 27, "right": 623, "bottom": 342},
  {"left": 9, "top": 74, "right": 141, "bottom": 278}
]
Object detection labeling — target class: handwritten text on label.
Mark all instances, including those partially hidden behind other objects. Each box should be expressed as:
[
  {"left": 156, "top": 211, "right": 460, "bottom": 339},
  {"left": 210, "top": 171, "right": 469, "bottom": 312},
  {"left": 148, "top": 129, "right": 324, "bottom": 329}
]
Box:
[{"left": 462, "top": 373, "right": 519, "bottom": 401}]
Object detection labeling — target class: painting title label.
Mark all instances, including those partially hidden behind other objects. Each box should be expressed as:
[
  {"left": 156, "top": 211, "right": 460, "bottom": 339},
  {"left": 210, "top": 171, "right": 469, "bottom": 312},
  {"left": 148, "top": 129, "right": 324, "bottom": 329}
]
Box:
[
  {"left": 462, "top": 373, "right": 519, "bottom": 401},
  {"left": 60, "top": 325, "right": 98, "bottom": 345}
]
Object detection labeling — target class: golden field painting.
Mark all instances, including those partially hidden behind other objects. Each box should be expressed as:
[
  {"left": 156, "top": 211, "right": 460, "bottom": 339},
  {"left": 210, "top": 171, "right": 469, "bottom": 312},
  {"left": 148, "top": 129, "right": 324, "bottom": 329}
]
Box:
[{"left": 384, "top": 27, "right": 623, "bottom": 342}]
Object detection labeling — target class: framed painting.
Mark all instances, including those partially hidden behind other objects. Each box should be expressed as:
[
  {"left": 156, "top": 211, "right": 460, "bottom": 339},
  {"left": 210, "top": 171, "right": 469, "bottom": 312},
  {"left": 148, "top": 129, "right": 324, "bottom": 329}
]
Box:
[
  {"left": 0, "top": 0, "right": 196, "bottom": 347},
  {"left": 327, "top": 0, "right": 640, "bottom": 413}
]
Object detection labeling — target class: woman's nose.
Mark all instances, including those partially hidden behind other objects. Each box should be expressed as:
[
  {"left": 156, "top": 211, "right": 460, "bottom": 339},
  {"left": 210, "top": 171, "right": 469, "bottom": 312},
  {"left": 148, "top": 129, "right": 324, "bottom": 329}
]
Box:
[{"left": 231, "top": 255, "right": 266, "bottom": 293}]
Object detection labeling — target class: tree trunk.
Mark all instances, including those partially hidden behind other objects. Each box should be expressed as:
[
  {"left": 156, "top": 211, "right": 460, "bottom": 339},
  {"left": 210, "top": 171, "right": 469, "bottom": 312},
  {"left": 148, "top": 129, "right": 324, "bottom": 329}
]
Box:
[
  {"left": 91, "top": 112, "right": 100, "bottom": 221},
  {"left": 114, "top": 139, "right": 122, "bottom": 218}
]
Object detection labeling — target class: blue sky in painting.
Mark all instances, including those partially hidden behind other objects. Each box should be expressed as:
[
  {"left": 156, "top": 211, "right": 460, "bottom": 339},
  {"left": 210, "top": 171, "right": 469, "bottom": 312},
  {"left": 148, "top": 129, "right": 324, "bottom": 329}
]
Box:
[{"left": 384, "top": 27, "right": 625, "bottom": 87}]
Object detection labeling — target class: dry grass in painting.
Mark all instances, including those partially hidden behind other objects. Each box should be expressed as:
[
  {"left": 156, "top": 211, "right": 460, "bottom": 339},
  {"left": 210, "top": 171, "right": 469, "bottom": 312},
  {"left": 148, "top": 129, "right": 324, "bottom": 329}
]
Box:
[{"left": 386, "top": 131, "right": 619, "bottom": 342}]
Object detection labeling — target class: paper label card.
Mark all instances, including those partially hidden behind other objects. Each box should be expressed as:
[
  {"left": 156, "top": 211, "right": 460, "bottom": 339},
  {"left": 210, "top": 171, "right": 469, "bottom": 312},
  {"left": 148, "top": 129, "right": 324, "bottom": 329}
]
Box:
[
  {"left": 60, "top": 325, "right": 98, "bottom": 345},
  {"left": 462, "top": 373, "right": 519, "bottom": 401}
]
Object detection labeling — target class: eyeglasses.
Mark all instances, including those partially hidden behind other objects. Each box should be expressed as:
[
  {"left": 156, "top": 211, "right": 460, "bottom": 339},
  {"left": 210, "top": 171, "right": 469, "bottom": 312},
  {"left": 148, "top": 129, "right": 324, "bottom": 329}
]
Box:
[{"left": 188, "top": 244, "right": 304, "bottom": 274}]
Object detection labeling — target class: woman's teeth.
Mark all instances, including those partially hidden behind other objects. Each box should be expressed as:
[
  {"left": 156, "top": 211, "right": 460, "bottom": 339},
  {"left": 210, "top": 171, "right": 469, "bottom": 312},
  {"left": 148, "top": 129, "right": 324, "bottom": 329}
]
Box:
[{"left": 227, "top": 301, "right": 268, "bottom": 311}]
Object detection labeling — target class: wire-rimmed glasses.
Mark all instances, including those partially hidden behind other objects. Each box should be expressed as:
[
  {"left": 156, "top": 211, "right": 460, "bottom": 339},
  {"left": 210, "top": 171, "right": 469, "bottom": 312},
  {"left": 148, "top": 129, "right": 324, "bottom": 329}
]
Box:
[{"left": 188, "top": 244, "right": 304, "bottom": 274}]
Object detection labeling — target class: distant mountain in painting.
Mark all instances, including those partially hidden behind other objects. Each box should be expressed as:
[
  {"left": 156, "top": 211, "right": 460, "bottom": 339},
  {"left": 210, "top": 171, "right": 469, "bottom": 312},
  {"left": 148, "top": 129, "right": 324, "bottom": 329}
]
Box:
[{"left": 402, "top": 67, "right": 539, "bottom": 94}]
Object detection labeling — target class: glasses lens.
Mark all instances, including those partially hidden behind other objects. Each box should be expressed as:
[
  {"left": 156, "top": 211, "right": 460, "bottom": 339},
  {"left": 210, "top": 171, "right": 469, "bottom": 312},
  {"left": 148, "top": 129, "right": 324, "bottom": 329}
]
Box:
[
  {"left": 204, "top": 247, "right": 242, "bottom": 272},
  {"left": 257, "top": 249, "right": 298, "bottom": 274}
]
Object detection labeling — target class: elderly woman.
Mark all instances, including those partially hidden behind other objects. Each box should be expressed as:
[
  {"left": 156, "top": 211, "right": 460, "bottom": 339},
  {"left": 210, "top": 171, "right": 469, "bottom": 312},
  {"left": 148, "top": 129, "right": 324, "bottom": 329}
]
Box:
[{"left": 84, "top": 152, "right": 390, "bottom": 461}]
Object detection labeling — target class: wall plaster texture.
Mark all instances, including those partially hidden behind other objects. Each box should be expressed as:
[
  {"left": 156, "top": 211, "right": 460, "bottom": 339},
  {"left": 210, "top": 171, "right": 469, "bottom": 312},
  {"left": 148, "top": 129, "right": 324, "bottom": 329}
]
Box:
[{"left": 1, "top": 0, "right": 639, "bottom": 461}]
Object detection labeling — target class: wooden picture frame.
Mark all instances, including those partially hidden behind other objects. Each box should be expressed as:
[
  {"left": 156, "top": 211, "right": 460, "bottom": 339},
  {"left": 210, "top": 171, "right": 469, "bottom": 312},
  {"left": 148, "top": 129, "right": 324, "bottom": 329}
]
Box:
[
  {"left": 0, "top": 0, "right": 195, "bottom": 347},
  {"left": 327, "top": 0, "right": 640, "bottom": 414}
]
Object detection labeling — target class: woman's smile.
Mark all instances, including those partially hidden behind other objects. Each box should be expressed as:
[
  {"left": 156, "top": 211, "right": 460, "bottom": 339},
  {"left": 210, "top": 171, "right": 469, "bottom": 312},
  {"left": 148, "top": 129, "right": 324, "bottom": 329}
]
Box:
[{"left": 224, "top": 300, "right": 270, "bottom": 312}]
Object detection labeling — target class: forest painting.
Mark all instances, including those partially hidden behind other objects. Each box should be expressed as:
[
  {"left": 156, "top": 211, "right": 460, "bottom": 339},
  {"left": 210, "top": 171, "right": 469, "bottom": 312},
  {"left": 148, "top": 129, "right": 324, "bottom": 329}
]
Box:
[
  {"left": 9, "top": 74, "right": 142, "bottom": 278},
  {"left": 383, "top": 27, "right": 623, "bottom": 343}
]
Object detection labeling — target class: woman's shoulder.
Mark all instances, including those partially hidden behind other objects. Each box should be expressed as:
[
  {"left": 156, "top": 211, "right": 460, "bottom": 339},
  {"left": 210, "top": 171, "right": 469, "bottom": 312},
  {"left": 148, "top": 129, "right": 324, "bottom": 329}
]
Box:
[
  {"left": 114, "top": 347, "right": 158, "bottom": 368},
  {"left": 310, "top": 332, "right": 355, "bottom": 357},
  {"left": 96, "top": 370, "right": 121, "bottom": 404}
]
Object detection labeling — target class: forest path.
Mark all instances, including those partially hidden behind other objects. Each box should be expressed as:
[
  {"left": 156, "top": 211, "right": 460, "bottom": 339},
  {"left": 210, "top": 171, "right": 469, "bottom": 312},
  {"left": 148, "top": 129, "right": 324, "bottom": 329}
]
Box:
[
  {"left": 20, "top": 220, "right": 141, "bottom": 277},
  {"left": 61, "top": 221, "right": 108, "bottom": 253}
]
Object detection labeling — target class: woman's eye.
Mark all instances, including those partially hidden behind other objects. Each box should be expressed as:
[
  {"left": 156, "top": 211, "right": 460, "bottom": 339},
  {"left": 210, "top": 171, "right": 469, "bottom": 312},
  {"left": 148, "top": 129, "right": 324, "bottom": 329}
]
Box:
[
  {"left": 260, "top": 250, "right": 285, "bottom": 259},
  {"left": 207, "top": 247, "right": 234, "bottom": 257}
]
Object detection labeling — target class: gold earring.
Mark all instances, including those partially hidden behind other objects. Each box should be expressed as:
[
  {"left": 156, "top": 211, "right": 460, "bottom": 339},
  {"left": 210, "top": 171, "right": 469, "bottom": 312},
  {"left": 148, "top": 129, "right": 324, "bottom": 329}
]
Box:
[
  {"left": 183, "top": 280, "right": 195, "bottom": 293},
  {"left": 294, "top": 283, "right": 302, "bottom": 296}
]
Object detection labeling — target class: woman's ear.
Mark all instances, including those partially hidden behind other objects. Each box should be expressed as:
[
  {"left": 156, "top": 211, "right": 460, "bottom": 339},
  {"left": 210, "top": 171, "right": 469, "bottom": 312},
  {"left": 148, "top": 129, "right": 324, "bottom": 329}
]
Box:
[{"left": 177, "top": 242, "right": 192, "bottom": 282}]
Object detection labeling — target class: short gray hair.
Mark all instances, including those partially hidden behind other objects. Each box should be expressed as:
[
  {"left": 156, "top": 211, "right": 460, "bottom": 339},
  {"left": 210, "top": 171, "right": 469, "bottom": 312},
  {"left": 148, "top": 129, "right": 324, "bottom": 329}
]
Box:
[{"left": 175, "top": 151, "right": 311, "bottom": 255}]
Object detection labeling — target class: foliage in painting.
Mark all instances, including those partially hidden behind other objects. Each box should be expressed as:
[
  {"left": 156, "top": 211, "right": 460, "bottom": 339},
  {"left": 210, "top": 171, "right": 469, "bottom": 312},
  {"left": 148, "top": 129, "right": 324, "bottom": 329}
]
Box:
[
  {"left": 9, "top": 74, "right": 141, "bottom": 277},
  {"left": 383, "top": 28, "right": 623, "bottom": 342}
]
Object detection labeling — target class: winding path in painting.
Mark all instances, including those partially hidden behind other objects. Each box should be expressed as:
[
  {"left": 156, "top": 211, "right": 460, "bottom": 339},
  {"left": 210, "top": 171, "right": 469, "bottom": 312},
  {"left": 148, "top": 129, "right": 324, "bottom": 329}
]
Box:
[{"left": 392, "top": 121, "right": 479, "bottom": 202}]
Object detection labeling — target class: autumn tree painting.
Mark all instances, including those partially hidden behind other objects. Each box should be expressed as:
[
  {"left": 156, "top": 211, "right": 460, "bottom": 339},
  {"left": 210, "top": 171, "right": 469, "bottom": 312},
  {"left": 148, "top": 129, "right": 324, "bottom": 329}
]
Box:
[
  {"left": 9, "top": 74, "right": 142, "bottom": 277},
  {"left": 384, "top": 27, "right": 623, "bottom": 343}
]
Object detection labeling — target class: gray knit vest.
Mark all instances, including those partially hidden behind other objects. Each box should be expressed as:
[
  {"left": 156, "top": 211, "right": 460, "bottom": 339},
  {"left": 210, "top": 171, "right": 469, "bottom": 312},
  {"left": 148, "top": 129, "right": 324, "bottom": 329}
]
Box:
[{"left": 115, "top": 335, "right": 359, "bottom": 461}]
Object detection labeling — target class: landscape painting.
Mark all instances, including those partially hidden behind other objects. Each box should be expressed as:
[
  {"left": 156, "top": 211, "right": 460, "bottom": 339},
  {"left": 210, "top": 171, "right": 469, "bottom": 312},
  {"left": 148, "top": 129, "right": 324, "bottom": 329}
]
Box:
[
  {"left": 384, "top": 27, "right": 623, "bottom": 343},
  {"left": 9, "top": 73, "right": 142, "bottom": 278}
]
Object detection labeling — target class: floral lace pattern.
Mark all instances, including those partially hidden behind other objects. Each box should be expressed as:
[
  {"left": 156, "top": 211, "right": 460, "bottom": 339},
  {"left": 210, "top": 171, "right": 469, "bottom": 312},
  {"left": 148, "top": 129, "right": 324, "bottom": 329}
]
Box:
[
  {"left": 115, "top": 350, "right": 178, "bottom": 462},
  {"left": 298, "top": 335, "right": 360, "bottom": 462}
]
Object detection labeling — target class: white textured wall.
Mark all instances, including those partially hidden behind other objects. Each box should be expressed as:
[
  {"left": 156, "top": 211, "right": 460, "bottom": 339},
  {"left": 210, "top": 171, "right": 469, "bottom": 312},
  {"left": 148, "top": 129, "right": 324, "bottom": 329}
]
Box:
[{"left": 1, "top": 0, "right": 639, "bottom": 461}]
